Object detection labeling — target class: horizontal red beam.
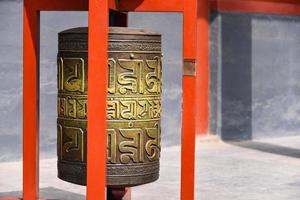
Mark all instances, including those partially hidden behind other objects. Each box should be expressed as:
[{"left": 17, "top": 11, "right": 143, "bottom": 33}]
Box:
[
  {"left": 26, "top": 0, "right": 300, "bottom": 15},
  {"left": 238, "top": 0, "right": 300, "bottom": 4},
  {"left": 117, "top": 0, "right": 183, "bottom": 12},
  {"left": 33, "top": 0, "right": 115, "bottom": 11},
  {"left": 33, "top": 0, "right": 183, "bottom": 12},
  {"left": 34, "top": 0, "right": 88, "bottom": 11},
  {"left": 210, "top": 0, "right": 300, "bottom": 16}
]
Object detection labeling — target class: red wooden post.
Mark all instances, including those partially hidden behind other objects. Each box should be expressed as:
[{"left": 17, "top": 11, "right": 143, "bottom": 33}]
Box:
[
  {"left": 23, "top": 1, "right": 40, "bottom": 200},
  {"left": 86, "top": 0, "right": 109, "bottom": 200},
  {"left": 181, "top": 0, "right": 198, "bottom": 199},
  {"left": 196, "top": 0, "right": 209, "bottom": 135}
]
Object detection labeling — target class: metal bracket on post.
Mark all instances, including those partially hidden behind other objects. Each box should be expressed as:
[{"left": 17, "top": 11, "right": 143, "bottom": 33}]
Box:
[{"left": 183, "top": 59, "right": 196, "bottom": 76}]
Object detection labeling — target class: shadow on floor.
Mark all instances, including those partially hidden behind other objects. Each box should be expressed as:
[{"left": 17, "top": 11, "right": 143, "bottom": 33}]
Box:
[
  {"left": 229, "top": 141, "right": 300, "bottom": 159},
  {"left": 0, "top": 187, "right": 85, "bottom": 200}
]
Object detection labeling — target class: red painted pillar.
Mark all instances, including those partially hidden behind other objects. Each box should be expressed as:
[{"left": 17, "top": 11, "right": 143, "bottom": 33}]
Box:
[
  {"left": 87, "top": 0, "right": 109, "bottom": 199},
  {"left": 196, "top": 0, "right": 209, "bottom": 135},
  {"left": 181, "top": 0, "right": 197, "bottom": 199},
  {"left": 23, "top": 1, "right": 40, "bottom": 199}
]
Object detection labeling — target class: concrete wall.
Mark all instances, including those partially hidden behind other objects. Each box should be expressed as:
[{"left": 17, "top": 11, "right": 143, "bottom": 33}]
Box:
[
  {"left": 210, "top": 12, "right": 300, "bottom": 140},
  {"left": 0, "top": 1, "right": 183, "bottom": 162}
]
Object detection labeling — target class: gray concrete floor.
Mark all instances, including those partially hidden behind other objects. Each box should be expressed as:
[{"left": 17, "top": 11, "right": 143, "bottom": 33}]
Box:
[{"left": 1, "top": 135, "right": 300, "bottom": 200}]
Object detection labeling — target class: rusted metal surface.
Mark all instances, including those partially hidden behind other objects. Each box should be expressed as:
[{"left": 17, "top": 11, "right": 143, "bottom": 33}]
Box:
[{"left": 57, "top": 27, "right": 162, "bottom": 187}]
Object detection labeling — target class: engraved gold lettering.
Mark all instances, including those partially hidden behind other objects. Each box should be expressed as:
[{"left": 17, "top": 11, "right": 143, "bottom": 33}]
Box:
[
  {"left": 62, "top": 126, "right": 84, "bottom": 161},
  {"left": 77, "top": 98, "right": 87, "bottom": 119},
  {"left": 118, "top": 59, "right": 143, "bottom": 94},
  {"left": 120, "top": 100, "right": 137, "bottom": 120},
  {"left": 149, "top": 100, "right": 161, "bottom": 118},
  {"left": 107, "top": 129, "right": 117, "bottom": 163},
  {"left": 58, "top": 97, "right": 66, "bottom": 116},
  {"left": 107, "top": 100, "right": 120, "bottom": 120},
  {"left": 108, "top": 58, "right": 117, "bottom": 94},
  {"left": 57, "top": 31, "right": 163, "bottom": 186},
  {"left": 66, "top": 96, "right": 77, "bottom": 118},
  {"left": 119, "top": 128, "right": 143, "bottom": 163},
  {"left": 145, "top": 57, "right": 162, "bottom": 94},
  {"left": 145, "top": 123, "right": 160, "bottom": 161},
  {"left": 137, "top": 100, "right": 148, "bottom": 119},
  {"left": 59, "top": 58, "right": 85, "bottom": 93}
]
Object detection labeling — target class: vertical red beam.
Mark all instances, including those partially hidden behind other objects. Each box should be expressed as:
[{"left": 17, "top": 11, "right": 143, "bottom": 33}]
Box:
[
  {"left": 181, "top": 0, "right": 197, "bottom": 199},
  {"left": 87, "top": 0, "right": 108, "bottom": 199},
  {"left": 196, "top": 0, "right": 209, "bottom": 135},
  {"left": 23, "top": 1, "right": 40, "bottom": 200}
]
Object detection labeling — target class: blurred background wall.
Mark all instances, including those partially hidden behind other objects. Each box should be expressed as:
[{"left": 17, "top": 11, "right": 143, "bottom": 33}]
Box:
[
  {"left": 210, "top": 12, "right": 300, "bottom": 140},
  {"left": 0, "top": 0, "right": 183, "bottom": 162}
]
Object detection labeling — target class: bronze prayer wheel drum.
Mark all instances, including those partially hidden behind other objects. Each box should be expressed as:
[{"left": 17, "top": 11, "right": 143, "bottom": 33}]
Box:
[{"left": 57, "top": 27, "right": 162, "bottom": 187}]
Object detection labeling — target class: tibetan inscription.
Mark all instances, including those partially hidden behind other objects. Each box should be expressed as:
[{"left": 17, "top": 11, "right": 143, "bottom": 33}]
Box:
[
  {"left": 57, "top": 56, "right": 162, "bottom": 163},
  {"left": 57, "top": 27, "right": 162, "bottom": 187}
]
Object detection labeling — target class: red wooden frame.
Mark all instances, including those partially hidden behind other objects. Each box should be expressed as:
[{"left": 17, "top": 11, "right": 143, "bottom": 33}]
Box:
[
  {"left": 196, "top": 0, "right": 209, "bottom": 135},
  {"left": 210, "top": 0, "right": 300, "bottom": 16},
  {"left": 16, "top": 0, "right": 204, "bottom": 200},
  {"left": 4, "top": 0, "right": 300, "bottom": 199}
]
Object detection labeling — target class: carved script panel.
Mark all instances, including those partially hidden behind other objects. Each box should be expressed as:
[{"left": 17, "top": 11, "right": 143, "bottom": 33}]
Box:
[
  {"left": 58, "top": 123, "right": 85, "bottom": 162},
  {"left": 57, "top": 53, "right": 162, "bottom": 166},
  {"left": 58, "top": 96, "right": 161, "bottom": 120},
  {"left": 58, "top": 120, "right": 161, "bottom": 164},
  {"left": 107, "top": 57, "right": 162, "bottom": 96},
  {"left": 58, "top": 57, "right": 85, "bottom": 93},
  {"left": 107, "top": 120, "right": 161, "bottom": 164}
]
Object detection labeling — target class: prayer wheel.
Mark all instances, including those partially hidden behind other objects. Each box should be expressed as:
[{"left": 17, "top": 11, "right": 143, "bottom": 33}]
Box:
[{"left": 57, "top": 27, "right": 162, "bottom": 187}]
